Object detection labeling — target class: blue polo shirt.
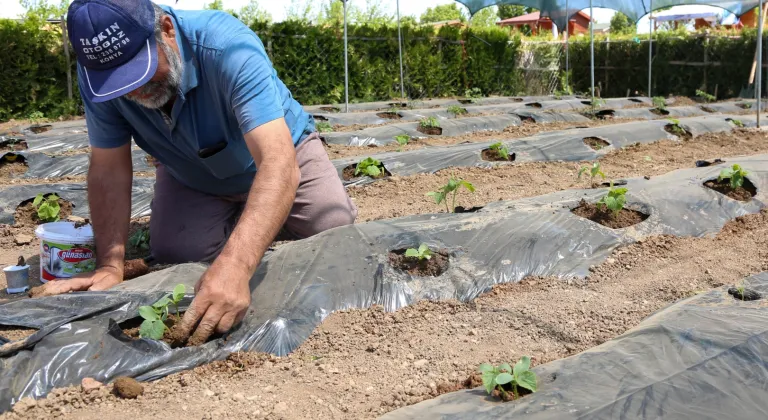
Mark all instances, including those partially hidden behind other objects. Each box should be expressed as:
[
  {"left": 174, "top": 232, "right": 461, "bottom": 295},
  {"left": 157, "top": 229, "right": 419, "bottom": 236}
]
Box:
[{"left": 78, "top": 6, "right": 315, "bottom": 196}]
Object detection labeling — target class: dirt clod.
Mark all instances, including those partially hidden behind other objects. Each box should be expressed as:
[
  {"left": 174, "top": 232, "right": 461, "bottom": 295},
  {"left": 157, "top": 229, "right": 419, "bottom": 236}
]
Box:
[
  {"left": 124, "top": 259, "right": 149, "bottom": 280},
  {"left": 113, "top": 377, "right": 143, "bottom": 399},
  {"left": 389, "top": 249, "right": 450, "bottom": 277},
  {"left": 81, "top": 378, "right": 104, "bottom": 391},
  {"left": 14, "top": 234, "right": 33, "bottom": 245},
  {"left": 571, "top": 199, "right": 649, "bottom": 229}
]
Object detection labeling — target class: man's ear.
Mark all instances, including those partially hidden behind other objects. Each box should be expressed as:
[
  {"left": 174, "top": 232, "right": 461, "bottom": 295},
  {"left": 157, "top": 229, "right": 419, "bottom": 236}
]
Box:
[{"left": 161, "top": 15, "right": 176, "bottom": 41}]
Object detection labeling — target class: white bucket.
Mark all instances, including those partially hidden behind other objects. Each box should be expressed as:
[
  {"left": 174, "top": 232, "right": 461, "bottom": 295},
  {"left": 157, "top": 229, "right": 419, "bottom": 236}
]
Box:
[{"left": 34, "top": 222, "right": 96, "bottom": 283}]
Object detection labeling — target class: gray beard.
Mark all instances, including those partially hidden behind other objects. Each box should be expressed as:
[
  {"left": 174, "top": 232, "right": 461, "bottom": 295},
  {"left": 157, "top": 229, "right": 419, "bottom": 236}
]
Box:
[{"left": 126, "top": 38, "right": 182, "bottom": 109}]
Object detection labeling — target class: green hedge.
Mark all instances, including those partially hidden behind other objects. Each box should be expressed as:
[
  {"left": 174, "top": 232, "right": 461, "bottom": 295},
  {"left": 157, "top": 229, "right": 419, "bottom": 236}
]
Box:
[{"left": 566, "top": 30, "right": 764, "bottom": 99}]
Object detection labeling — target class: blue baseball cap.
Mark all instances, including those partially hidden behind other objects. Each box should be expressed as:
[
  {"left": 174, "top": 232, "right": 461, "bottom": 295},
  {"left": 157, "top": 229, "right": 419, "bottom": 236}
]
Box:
[{"left": 67, "top": 0, "right": 158, "bottom": 103}]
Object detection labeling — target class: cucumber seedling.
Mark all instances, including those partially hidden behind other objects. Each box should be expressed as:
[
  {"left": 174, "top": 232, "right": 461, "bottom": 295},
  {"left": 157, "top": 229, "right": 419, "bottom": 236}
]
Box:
[
  {"left": 316, "top": 121, "right": 333, "bottom": 133},
  {"left": 33, "top": 193, "right": 61, "bottom": 222},
  {"left": 578, "top": 162, "right": 606, "bottom": 183},
  {"left": 718, "top": 164, "right": 748, "bottom": 189},
  {"left": 419, "top": 117, "right": 440, "bottom": 129},
  {"left": 129, "top": 228, "right": 150, "bottom": 250},
  {"left": 489, "top": 142, "right": 511, "bottom": 160},
  {"left": 464, "top": 88, "right": 482, "bottom": 103},
  {"left": 652, "top": 96, "right": 666, "bottom": 111},
  {"left": 447, "top": 105, "right": 468, "bottom": 117},
  {"left": 394, "top": 134, "right": 410, "bottom": 145},
  {"left": 405, "top": 244, "right": 432, "bottom": 261},
  {"left": 355, "top": 157, "right": 386, "bottom": 178},
  {"left": 695, "top": 89, "right": 716, "bottom": 103},
  {"left": 666, "top": 118, "right": 687, "bottom": 136},
  {"left": 596, "top": 182, "right": 628, "bottom": 218},
  {"left": 479, "top": 356, "right": 538, "bottom": 400},
  {"left": 730, "top": 119, "right": 744, "bottom": 128},
  {"left": 138, "top": 284, "right": 186, "bottom": 340},
  {"left": 426, "top": 175, "right": 475, "bottom": 213}
]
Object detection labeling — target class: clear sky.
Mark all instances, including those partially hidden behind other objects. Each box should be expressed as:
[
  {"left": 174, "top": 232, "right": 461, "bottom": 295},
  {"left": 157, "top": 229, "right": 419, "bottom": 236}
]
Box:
[{"left": 0, "top": 0, "right": 733, "bottom": 34}]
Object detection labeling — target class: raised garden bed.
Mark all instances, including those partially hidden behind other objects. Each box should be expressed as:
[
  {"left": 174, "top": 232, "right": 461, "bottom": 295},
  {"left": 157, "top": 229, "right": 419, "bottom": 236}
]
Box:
[{"left": 571, "top": 199, "right": 649, "bottom": 229}]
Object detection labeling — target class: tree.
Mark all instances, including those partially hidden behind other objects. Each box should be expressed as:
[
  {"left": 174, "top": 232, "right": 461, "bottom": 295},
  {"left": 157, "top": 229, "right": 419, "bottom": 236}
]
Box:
[
  {"left": 610, "top": 12, "right": 634, "bottom": 34},
  {"left": 204, "top": 0, "right": 224, "bottom": 10},
  {"left": 238, "top": 0, "right": 272, "bottom": 25},
  {"left": 420, "top": 3, "right": 466, "bottom": 23},
  {"left": 20, "top": 0, "right": 68, "bottom": 20},
  {"left": 497, "top": 5, "right": 535, "bottom": 20},
  {"left": 400, "top": 15, "right": 418, "bottom": 27},
  {"left": 470, "top": 7, "right": 498, "bottom": 28},
  {"left": 286, "top": 0, "right": 318, "bottom": 23},
  {"left": 352, "top": 0, "right": 394, "bottom": 27},
  {"left": 318, "top": 0, "right": 347, "bottom": 26}
]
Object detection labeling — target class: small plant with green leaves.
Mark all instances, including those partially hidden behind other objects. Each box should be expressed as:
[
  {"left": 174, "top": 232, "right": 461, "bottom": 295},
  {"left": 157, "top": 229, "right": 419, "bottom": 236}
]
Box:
[
  {"left": 578, "top": 162, "right": 606, "bottom": 183},
  {"left": 590, "top": 97, "right": 605, "bottom": 109},
  {"left": 730, "top": 119, "right": 744, "bottom": 128},
  {"left": 652, "top": 96, "right": 666, "bottom": 111},
  {"left": 27, "top": 111, "right": 44, "bottom": 126},
  {"left": 419, "top": 117, "right": 440, "bottom": 129},
  {"left": 488, "top": 142, "right": 511, "bottom": 160},
  {"left": 479, "top": 356, "right": 538, "bottom": 401},
  {"left": 426, "top": 175, "right": 475, "bottom": 213},
  {"left": 464, "top": 88, "right": 482, "bottom": 103},
  {"left": 718, "top": 164, "right": 748, "bottom": 190},
  {"left": 447, "top": 105, "right": 468, "bottom": 117},
  {"left": 666, "top": 118, "right": 687, "bottom": 136},
  {"left": 394, "top": 134, "right": 410, "bottom": 145},
  {"left": 696, "top": 89, "right": 716, "bottom": 103},
  {"left": 354, "top": 157, "right": 386, "bottom": 178},
  {"left": 32, "top": 193, "right": 61, "bottom": 222},
  {"left": 129, "top": 228, "right": 150, "bottom": 250},
  {"left": 405, "top": 244, "right": 432, "bottom": 261},
  {"left": 315, "top": 121, "right": 333, "bottom": 133},
  {"left": 138, "top": 284, "right": 186, "bottom": 340},
  {"left": 596, "top": 183, "right": 628, "bottom": 218}
]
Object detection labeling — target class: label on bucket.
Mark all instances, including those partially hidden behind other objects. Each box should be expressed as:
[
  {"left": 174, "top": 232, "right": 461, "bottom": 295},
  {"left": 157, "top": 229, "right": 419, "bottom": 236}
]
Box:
[{"left": 40, "top": 240, "right": 96, "bottom": 281}]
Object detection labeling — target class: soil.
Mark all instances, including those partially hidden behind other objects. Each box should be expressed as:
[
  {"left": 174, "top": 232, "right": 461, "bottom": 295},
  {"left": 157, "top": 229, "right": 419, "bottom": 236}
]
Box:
[
  {"left": 571, "top": 199, "right": 650, "bottom": 229},
  {"left": 342, "top": 164, "right": 389, "bottom": 181},
  {"left": 113, "top": 377, "right": 143, "bottom": 399},
  {"left": 14, "top": 209, "right": 768, "bottom": 419},
  {"left": 669, "top": 96, "right": 698, "bottom": 107},
  {"left": 28, "top": 125, "right": 53, "bottom": 134},
  {"left": 583, "top": 137, "right": 610, "bottom": 150},
  {"left": 704, "top": 178, "right": 757, "bottom": 202},
  {"left": 388, "top": 249, "right": 450, "bottom": 277},
  {"left": 0, "top": 140, "right": 28, "bottom": 151},
  {"left": 0, "top": 159, "right": 28, "bottom": 179},
  {"left": 376, "top": 112, "right": 401, "bottom": 120},
  {"left": 417, "top": 126, "right": 442, "bottom": 136},
  {"left": 124, "top": 259, "right": 149, "bottom": 280},
  {"left": 0, "top": 325, "right": 37, "bottom": 342},
  {"left": 481, "top": 148, "right": 515, "bottom": 162},
  {"left": 13, "top": 198, "right": 74, "bottom": 231},
  {"left": 664, "top": 123, "right": 692, "bottom": 140},
  {"left": 493, "top": 383, "right": 533, "bottom": 402}
]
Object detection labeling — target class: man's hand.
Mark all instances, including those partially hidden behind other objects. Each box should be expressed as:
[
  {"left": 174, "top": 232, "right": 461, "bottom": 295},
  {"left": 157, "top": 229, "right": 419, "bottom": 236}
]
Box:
[
  {"left": 29, "top": 267, "right": 122, "bottom": 297},
  {"left": 176, "top": 259, "right": 251, "bottom": 345}
]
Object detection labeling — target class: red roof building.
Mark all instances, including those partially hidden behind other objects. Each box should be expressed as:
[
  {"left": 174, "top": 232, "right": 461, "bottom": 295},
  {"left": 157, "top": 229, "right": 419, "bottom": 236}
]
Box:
[{"left": 496, "top": 10, "right": 592, "bottom": 36}]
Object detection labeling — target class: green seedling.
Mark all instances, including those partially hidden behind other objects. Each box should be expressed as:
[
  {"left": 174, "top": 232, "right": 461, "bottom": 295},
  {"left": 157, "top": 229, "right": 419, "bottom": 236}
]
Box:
[
  {"left": 405, "top": 244, "right": 432, "bottom": 261},
  {"left": 129, "top": 228, "right": 150, "bottom": 250},
  {"left": 419, "top": 116, "right": 441, "bottom": 129},
  {"left": 316, "top": 121, "right": 333, "bottom": 133},
  {"left": 355, "top": 157, "right": 386, "bottom": 178},
  {"left": 32, "top": 193, "right": 61, "bottom": 222},
  {"left": 736, "top": 279, "right": 747, "bottom": 300},
  {"left": 447, "top": 105, "right": 468, "bottom": 117},
  {"left": 138, "top": 284, "right": 186, "bottom": 340},
  {"left": 718, "top": 164, "right": 748, "bottom": 189},
  {"left": 596, "top": 183, "right": 628, "bottom": 218},
  {"left": 489, "top": 142, "right": 511, "bottom": 160},
  {"left": 652, "top": 96, "right": 666, "bottom": 111},
  {"left": 578, "top": 162, "right": 606, "bottom": 182},
  {"left": 464, "top": 88, "right": 482, "bottom": 103},
  {"left": 666, "top": 118, "right": 686, "bottom": 136},
  {"left": 27, "top": 111, "right": 44, "bottom": 126},
  {"left": 590, "top": 97, "right": 605, "bottom": 109},
  {"left": 696, "top": 89, "right": 716, "bottom": 103},
  {"left": 426, "top": 175, "right": 475, "bottom": 214},
  {"left": 394, "top": 134, "right": 410, "bottom": 145},
  {"left": 731, "top": 119, "right": 744, "bottom": 128},
  {"left": 479, "top": 356, "right": 538, "bottom": 400}
]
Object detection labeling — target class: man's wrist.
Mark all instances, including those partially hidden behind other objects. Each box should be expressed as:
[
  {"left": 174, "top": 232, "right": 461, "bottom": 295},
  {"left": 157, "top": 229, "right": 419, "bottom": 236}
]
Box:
[{"left": 213, "top": 251, "right": 258, "bottom": 282}]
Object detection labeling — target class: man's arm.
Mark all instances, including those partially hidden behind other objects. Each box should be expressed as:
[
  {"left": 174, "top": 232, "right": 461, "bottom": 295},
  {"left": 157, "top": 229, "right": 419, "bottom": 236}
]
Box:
[
  {"left": 35, "top": 144, "right": 133, "bottom": 296},
  {"left": 177, "top": 118, "right": 299, "bottom": 344}
]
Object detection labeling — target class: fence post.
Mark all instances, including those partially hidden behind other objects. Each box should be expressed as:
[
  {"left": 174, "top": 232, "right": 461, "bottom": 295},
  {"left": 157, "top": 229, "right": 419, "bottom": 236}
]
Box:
[
  {"left": 61, "top": 14, "right": 73, "bottom": 100},
  {"left": 605, "top": 37, "right": 609, "bottom": 96},
  {"left": 703, "top": 34, "right": 708, "bottom": 93}
]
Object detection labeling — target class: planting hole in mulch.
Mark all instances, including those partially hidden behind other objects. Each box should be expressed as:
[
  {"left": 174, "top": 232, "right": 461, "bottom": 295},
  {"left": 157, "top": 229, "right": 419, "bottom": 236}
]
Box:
[
  {"left": 525, "top": 102, "right": 542, "bottom": 108},
  {"left": 387, "top": 102, "right": 408, "bottom": 110},
  {"left": 701, "top": 106, "right": 716, "bottom": 113},
  {"left": 0, "top": 139, "right": 28, "bottom": 151},
  {"left": 596, "top": 110, "right": 615, "bottom": 119},
  {"left": 376, "top": 112, "right": 401, "bottom": 120},
  {"left": 389, "top": 248, "right": 450, "bottom": 277},
  {"left": 13, "top": 195, "right": 74, "bottom": 227},
  {"left": 583, "top": 137, "right": 610, "bottom": 151},
  {"left": 703, "top": 178, "right": 757, "bottom": 202},
  {"left": 319, "top": 107, "right": 340, "bottom": 113},
  {"left": 650, "top": 108, "right": 670, "bottom": 116},
  {"left": 120, "top": 312, "right": 218, "bottom": 347},
  {"left": 628, "top": 98, "right": 644, "bottom": 103},
  {"left": 571, "top": 199, "right": 649, "bottom": 229},
  {"left": 341, "top": 163, "right": 391, "bottom": 181},
  {"left": 0, "top": 325, "right": 38, "bottom": 342},
  {"left": 728, "top": 286, "right": 762, "bottom": 301},
  {"left": 313, "top": 115, "right": 328, "bottom": 121},
  {"left": 481, "top": 148, "right": 515, "bottom": 162},
  {"left": 458, "top": 99, "right": 474, "bottom": 105},
  {"left": 0, "top": 154, "right": 28, "bottom": 178},
  {"left": 737, "top": 103, "right": 753, "bottom": 110},
  {"left": 454, "top": 206, "right": 484, "bottom": 213},
  {"left": 511, "top": 97, "right": 524, "bottom": 102},
  {"left": 664, "top": 123, "right": 692, "bottom": 139},
  {"left": 417, "top": 126, "right": 443, "bottom": 136},
  {"left": 28, "top": 125, "right": 53, "bottom": 134}
]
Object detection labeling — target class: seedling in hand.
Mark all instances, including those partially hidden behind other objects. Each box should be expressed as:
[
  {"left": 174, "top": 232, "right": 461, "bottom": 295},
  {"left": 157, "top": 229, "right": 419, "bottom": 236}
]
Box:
[
  {"left": 419, "top": 117, "right": 440, "bottom": 129},
  {"left": 405, "top": 244, "right": 432, "bottom": 261},
  {"left": 138, "top": 284, "right": 186, "bottom": 340},
  {"left": 596, "top": 183, "right": 628, "bottom": 218},
  {"left": 355, "top": 157, "right": 386, "bottom": 178},
  {"left": 696, "top": 89, "right": 716, "bottom": 103},
  {"left": 489, "top": 142, "right": 511, "bottom": 160},
  {"left": 652, "top": 96, "right": 666, "bottom": 111},
  {"left": 426, "top": 175, "right": 475, "bottom": 213},
  {"left": 33, "top": 193, "right": 61, "bottom": 222},
  {"left": 718, "top": 164, "right": 748, "bottom": 189},
  {"left": 447, "top": 105, "right": 468, "bottom": 117},
  {"left": 578, "top": 162, "right": 606, "bottom": 183},
  {"left": 129, "top": 228, "right": 150, "bottom": 250},
  {"left": 316, "top": 121, "right": 333, "bottom": 133},
  {"left": 479, "top": 356, "right": 538, "bottom": 400},
  {"left": 394, "top": 134, "right": 410, "bottom": 145}
]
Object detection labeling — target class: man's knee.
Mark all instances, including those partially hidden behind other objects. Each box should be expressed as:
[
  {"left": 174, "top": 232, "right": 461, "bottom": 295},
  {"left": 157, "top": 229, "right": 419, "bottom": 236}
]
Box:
[
  {"left": 288, "top": 200, "right": 358, "bottom": 239},
  {"left": 149, "top": 227, "right": 225, "bottom": 264}
]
